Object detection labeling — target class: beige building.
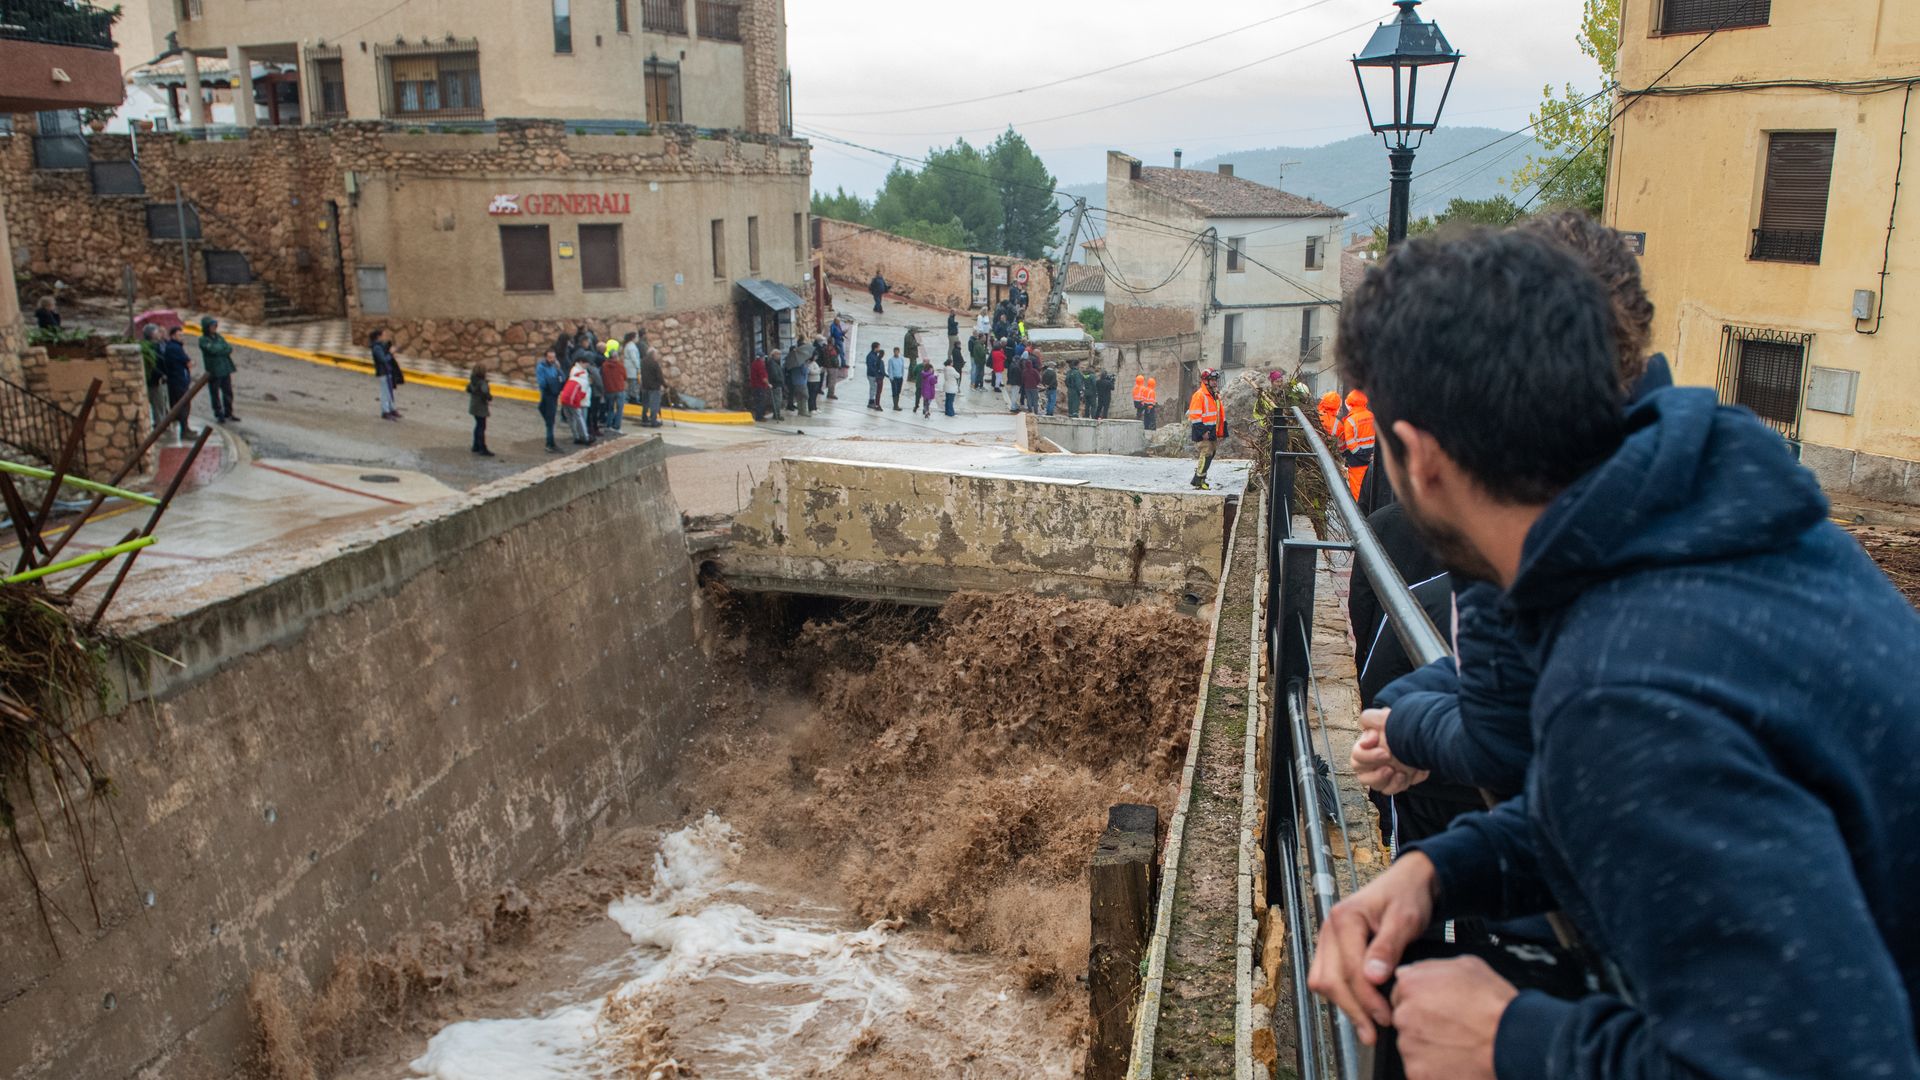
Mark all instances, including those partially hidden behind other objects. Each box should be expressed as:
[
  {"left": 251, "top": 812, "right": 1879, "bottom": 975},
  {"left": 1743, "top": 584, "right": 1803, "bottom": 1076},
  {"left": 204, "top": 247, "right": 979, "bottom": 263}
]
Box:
[
  {"left": 154, "top": 0, "right": 786, "bottom": 133},
  {"left": 9, "top": 0, "right": 810, "bottom": 408},
  {"left": 1607, "top": 0, "right": 1920, "bottom": 504},
  {"left": 1101, "top": 152, "right": 1345, "bottom": 404}
]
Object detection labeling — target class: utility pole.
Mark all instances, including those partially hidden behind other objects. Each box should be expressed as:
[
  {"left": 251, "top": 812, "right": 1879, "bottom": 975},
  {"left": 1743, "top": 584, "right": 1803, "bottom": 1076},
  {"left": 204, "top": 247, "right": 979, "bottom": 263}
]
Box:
[
  {"left": 1046, "top": 196, "right": 1088, "bottom": 325},
  {"left": 175, "top": 184, "right": 196, "bottom": 309}
]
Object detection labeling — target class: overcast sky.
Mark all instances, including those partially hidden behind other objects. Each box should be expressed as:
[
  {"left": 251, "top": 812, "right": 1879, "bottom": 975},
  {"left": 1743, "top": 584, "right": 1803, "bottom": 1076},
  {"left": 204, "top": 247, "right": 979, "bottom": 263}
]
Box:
[{"left": 790, "top": 0, "right": 1596, "bottom": 196}]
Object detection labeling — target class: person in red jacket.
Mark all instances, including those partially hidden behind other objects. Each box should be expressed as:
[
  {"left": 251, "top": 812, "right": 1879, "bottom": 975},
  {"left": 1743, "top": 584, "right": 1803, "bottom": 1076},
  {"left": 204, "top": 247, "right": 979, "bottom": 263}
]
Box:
[
  {"left": 601, "top": 346, "right": 630, "bottom": 434},
  {"left": 748, "top": 353, "right": 773, "bottom": 421}
]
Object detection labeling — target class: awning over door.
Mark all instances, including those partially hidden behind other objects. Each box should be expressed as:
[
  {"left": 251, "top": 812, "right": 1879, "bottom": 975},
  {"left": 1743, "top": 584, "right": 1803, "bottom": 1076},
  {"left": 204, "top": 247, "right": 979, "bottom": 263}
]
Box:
[{"left": 735, "top": 278, "right": 806, "bottom": 312}]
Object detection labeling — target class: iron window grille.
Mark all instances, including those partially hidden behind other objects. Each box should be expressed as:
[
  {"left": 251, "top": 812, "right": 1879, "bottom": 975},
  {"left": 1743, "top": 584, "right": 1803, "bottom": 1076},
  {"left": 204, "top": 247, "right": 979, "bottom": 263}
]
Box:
[
  {"left": 642, "top": 0, "right": 687, "bottom": 34},
  {"left": 203, "top": 250, "right": 253, "bottom": 285},
  {"left": 696, "top": 0, "right": 741, "bottom": 42},
  {"left": 308, "top": 46, "right": 348, "bottom": 121},
  {"left": 1716, "top": 324, "right": 1812, "bottom": 440},
  {"left": 377, "top": 42, "right": 484, "bottom": 121},
  {"left": 146, "top": 202, "right": 202, "bottom": 240}
]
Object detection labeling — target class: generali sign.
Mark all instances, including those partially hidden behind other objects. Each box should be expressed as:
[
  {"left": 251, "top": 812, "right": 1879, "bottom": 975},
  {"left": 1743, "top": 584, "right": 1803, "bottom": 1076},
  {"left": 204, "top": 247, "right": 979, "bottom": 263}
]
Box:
[{"left": 489, "top": 193, "right": 633, "bottom": 216}]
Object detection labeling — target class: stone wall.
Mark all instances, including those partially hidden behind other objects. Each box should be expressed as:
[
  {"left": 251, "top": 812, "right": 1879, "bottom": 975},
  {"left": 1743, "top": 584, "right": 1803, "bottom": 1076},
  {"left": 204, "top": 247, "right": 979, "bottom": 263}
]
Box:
[
  {"left": 19, "top": 344, "right": 156, "bottom": 477},
  {"left": 0, "top": 440, "right": 709, "bottom": 1079},
  {"left": 1105, "top": 302, "right": 1200, "bottom": 344},
  {"left": 1802, "top": 440, "right": 1920, "bottom": 508},
  {"left": 816, "top": 217, "right": 1054, "bottom": 314}
]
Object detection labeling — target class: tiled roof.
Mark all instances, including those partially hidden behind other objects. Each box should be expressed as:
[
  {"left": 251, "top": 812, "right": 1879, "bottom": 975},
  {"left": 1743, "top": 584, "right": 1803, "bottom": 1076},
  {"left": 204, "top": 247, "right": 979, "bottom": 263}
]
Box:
[
  {"left": 1341, "top": 243, "right": 1375, "bottom": 298},
  {"left": 1136, "top": 166, "right": 1343, "bottom": 219},
  {"left": 1063, "top": 263, "right": 1105, "bottom": 296}
]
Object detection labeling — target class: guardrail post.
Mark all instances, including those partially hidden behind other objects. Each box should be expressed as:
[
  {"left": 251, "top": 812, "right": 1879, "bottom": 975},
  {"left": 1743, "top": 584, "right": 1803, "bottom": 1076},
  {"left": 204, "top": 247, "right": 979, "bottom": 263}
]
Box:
[{"left": 1088, "top": 803, "right": 1158, "bottom": 1080}]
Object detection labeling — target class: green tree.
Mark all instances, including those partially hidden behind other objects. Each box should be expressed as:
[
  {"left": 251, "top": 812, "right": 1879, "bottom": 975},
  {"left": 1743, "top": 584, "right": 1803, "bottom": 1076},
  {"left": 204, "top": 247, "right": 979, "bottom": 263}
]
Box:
[
  {"left": 987, "top": 128, "right": 1059, "bottom": 259},
  {"left": 1077, "top": 306, "right": 1104, "bottom": 340},
  {"left": 811, "top": 187, "right": 868, "bottom": 223},
  {"left": 1366, "top": 195, "right": 1529, "bottom": 254},
  {"left": 1510, "top": 0, "right": 1618, "bottom": 216}
]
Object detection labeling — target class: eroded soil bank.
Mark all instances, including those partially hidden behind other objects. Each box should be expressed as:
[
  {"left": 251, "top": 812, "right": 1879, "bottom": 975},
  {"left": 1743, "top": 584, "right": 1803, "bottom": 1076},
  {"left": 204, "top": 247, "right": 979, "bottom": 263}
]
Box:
[{"left": 258, "top": 591, "right": 1207, "bottom": 1079}]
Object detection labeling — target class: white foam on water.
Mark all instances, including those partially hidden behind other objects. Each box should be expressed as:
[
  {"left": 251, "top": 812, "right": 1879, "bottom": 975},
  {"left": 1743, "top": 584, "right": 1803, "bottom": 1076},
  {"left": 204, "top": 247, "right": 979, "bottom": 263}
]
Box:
[{"left": 410, "top": 814, "right": 1067, "bottom": 1080}]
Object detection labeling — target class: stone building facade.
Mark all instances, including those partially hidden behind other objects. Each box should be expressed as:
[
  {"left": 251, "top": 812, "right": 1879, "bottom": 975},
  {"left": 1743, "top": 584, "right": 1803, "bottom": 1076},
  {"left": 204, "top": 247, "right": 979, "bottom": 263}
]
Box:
[{"left": 4, "top": 116, "right": 812, "bottom": 407}]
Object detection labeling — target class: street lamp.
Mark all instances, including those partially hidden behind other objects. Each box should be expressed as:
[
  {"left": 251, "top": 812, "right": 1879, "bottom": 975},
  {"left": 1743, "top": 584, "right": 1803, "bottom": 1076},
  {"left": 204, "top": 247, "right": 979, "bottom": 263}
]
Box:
[{"left": 1351, "top": 0, "right": 1462, "bottom": 248}]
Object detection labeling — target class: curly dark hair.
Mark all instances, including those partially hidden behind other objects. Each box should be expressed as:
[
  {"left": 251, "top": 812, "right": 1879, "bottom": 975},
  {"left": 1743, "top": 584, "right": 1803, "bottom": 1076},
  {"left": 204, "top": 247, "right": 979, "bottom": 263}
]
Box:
[{"left": 1518, "top": 211, "right": 1655, "bottom": 392}]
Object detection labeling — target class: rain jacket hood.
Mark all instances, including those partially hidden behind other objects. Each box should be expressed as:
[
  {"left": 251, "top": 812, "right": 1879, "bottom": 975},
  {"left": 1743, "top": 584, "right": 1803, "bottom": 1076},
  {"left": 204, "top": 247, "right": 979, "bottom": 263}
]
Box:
[
  {"left": 1508, "top": 386, "right": 1829, "bottom": 616},
  {"left": 1345, "top": 388, "right": 1367, "bottom": 410}
]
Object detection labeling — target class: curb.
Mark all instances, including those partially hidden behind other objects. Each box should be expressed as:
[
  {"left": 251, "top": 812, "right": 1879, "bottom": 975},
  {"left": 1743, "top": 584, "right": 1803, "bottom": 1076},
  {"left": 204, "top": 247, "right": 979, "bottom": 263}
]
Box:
[{"left": 185, "top": 327, "right": 757, "bottom": 426}]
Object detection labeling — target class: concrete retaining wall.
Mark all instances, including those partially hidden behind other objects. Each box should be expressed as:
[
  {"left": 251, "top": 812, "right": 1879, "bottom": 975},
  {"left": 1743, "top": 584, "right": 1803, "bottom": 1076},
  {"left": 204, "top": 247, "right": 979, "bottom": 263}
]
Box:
[
  {"left": 724, "top": 456, "right": 1227, "bottom": 608},
  {"left": 0, "top": 439, "right": 707, "bottom": 1079},
  {"left": 1802, "top": 439, "right": 1920, "bottom": 508},
  {"left": 1030, "top": 414, "right": 1150, "bottom": 455}
]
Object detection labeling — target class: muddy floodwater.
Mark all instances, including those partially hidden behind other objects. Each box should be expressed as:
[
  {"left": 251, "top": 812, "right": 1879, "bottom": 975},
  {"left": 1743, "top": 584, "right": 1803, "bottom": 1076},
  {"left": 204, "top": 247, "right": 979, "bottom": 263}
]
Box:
[
  {"left": 398, "top": 817, "right": 1074, "bottom": 1079},
  {"left": 324, "top": 593, "right": 1206, "bottom": 1080}
]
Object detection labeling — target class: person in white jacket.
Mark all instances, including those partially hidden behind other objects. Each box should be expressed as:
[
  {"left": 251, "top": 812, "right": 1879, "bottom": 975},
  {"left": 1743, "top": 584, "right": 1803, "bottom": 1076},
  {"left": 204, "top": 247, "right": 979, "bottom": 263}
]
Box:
[
  {"left": 564, "top": 359, "right": 595, "bottom": 445},
  {"left": 941, "top": 355, "right": 962, "bottom": 417}
]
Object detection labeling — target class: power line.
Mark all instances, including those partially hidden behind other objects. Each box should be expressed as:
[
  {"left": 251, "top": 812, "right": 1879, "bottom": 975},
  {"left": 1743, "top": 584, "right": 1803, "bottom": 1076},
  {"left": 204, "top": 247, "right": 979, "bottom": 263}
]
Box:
[{"left": 804, "top": 0, "right": 1349, "bottom": 119}]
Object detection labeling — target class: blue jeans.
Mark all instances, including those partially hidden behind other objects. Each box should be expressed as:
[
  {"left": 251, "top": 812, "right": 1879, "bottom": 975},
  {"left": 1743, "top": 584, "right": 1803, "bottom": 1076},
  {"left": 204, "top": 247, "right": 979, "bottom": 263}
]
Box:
[
  {"left": 605, "top": 389, "right": 627, "bottom": 431},
  {"left": 1022, "top": 386, "right": 1039, "bottom": 413},
  {"left": 539, "top": 392, "right": 558, "bottom": 446},
  {"left": 1044, "top": 388, "right": 1056, "bottom": 416},
  {"left": 644, "top": 388, "right": 663, "bottom": 424},
  {"left": 944, "top": 392, "right": 956, "bottom": 417}
]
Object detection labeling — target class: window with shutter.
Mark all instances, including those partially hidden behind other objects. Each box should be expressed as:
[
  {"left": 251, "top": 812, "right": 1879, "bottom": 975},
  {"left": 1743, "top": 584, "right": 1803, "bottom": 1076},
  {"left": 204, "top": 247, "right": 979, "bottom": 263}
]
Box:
[
  {"left": 1752, "top": 131, "right": 1835, "bottom": 264},
  {"left": 579, "top": 225, "right": 622, "bottom": 290},
  {"left": 1716, "top": 325, "right": 1812, "bottom": 440},
  {"left": 501, "top": 225, "right": 553, "bottom": 293},
  {"left": 1660, "top": 0, "right": 1769, "bottom": 34},
  {"left": 1226, "top": 237, "right": 1245, "bottom": 273}
]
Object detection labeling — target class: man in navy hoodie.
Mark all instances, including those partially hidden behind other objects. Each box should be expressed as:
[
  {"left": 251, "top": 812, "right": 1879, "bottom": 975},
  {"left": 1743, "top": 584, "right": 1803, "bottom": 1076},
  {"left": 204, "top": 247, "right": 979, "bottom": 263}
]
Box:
[{"left": 1308, "top": 227, "right": 1920, "bottom": 1080}]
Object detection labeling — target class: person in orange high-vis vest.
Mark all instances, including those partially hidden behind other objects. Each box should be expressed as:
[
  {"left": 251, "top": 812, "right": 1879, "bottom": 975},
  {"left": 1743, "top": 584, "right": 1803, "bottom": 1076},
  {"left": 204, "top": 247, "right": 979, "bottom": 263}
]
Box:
[
  {"left": 1318, "top": 390, "right": 1342, "bottom": 439},
  {"left": 1340, "top": 388, "right": 1375, "bottom": 500},
  {"left": 1132, "top": 374, "right": 1148, "bottom": 421},
  {"left": 1188, "top": 369, "right": 1226, "bottom": 489},
  {"left": 1144, "top": 377, "right": 1159, "bottom": 431}
]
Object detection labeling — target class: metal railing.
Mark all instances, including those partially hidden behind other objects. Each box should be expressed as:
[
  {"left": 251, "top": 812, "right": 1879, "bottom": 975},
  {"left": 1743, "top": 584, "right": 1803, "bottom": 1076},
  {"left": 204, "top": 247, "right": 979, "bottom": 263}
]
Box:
[
  {"left": 643, "top": 0, "right": 688, "bottom": 34},
  {"left": 1264, "top": 405, "right": 1447, "bottom": 1080},
  {"left": 696, "top": 0, "right": 742, "bottom": 41},
  {"left": 0, "top": 0, "right": 119, "bottom": 50},
  {"left": 32, "top": 132, "right": 88, "bottom": 169},
  {"left": 1751, "top": 227, "right": 1823, "bottom": 264},
  {"left": 0, "top": 376, "right": 88, "bottom": 477}
]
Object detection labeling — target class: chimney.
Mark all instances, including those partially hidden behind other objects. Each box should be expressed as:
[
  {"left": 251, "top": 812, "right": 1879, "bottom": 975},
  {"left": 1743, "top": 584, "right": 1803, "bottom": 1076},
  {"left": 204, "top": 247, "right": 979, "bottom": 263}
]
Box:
[
  {"left": 1219, "top": 163, "right": 1234, "bottom": 178},
  {"left": 1129, "top": 160, "right": 1142, "bottom": 180},
  {"left": 1173, "top": 149, "right": 1183, "bottom": 169}
]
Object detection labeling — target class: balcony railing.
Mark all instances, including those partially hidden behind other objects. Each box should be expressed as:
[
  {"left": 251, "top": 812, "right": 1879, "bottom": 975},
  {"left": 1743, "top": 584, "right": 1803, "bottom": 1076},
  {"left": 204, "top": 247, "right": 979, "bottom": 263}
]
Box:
[
  {"left": 1300, "top": 335, "right": 1325, "bottom": 364},
  {"left": 31, "top": 133, "right": 88, "bottom": 169},
  {"left": 1220, "top": 340, "right": 1246, "bottom": 368},
  {"left": 1751, "top": 227, "right": 1823, "bottom": 265},
  {"left": 643, "top": 0, "right": 688, "bottom": 34},
  {"left": 696, "top": 0, "right": 741, "bottom": 41},
  {"left": 0, "top": 0, "right": 119, "bottom": 51},
  {"left": 0, "top": 376, "right": 87, "bottom": 477}
]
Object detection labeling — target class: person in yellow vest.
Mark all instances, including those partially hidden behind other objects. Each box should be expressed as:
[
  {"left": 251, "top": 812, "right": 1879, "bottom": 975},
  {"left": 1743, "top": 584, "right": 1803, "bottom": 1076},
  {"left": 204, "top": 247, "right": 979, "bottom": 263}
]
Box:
[
  {"left": 1340, "top": 388, "right": 1375, "bottom": 500},
  {"left": 1318, "top": 390, "right": 1342, "bottom": 439},
  {"left": 1132, "top": 374, "right": 1148, "bottom": 421},
  {"left": 1188, "top": 368, "right": 1227, "bottom": 489},
  {"left": 1144, "top": 377, "right": 1159, "bottom": 431}
]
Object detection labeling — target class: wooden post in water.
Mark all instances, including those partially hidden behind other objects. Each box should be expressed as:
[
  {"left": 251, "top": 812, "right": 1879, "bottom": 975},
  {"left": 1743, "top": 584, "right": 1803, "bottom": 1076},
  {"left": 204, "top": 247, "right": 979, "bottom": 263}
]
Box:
[{"left": 1088, "top": 803, "right": 1158, "bottom": 1080}]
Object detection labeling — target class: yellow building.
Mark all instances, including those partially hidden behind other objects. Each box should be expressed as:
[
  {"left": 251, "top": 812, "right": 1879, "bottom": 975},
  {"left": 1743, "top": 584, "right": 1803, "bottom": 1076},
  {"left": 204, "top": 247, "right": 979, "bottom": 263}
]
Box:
[{"left": 1607, "top": 0, "right": 1920, "bottom": 505}]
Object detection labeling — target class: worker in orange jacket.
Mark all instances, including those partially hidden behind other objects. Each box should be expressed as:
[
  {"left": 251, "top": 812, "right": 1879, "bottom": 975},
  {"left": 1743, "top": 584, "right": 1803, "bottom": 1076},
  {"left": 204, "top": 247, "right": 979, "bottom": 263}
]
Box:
[
  {"left": 1318, "top": 391, "right": 1342, "bottom": 439},
  {"left": 1188, "top": 368, "right": 1226, "bottom": 489},
  {"left": 1339, "top": 388, "right": 1375, "bottom": 500},
  {"left": 1132, "top": 374, "right": 1148, "bottom": 421},
  {"left": 1144, "top": 377, "right": 1159, "bottom": 431}
]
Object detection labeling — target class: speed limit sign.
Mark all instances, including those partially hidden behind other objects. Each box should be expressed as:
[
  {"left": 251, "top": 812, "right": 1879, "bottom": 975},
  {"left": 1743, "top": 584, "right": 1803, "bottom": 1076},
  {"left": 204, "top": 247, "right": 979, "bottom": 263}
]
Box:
[{"left": 1013, "top": 266, "right": 1030, "bottom": 286}]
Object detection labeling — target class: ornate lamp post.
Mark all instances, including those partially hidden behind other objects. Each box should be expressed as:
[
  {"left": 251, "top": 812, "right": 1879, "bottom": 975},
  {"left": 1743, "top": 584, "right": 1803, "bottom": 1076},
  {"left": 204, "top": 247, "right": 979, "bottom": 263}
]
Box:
[{"left": 1351, "top": 0, "right": 1463, "bottom": 248}]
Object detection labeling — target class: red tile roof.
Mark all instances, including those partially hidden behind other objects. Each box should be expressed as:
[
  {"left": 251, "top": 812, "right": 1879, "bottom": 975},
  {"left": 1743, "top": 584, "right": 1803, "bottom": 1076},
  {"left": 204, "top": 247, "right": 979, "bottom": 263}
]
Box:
[{"left": 1136, "top": 167, "right": 1343, "bottom": 219}]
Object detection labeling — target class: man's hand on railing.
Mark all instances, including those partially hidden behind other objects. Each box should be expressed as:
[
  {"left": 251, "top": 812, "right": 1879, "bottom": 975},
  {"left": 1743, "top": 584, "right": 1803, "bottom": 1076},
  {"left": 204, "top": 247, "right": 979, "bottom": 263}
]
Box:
[
  {"left": 1307, "top": 850, "right": 1439, "bottom": 1045},
  {"left": 1353, "top": 707, "right": 1428, "bottom": 795},
  {"left": 1390, "top": 956, "right": 1513, "bottom": 1080}
]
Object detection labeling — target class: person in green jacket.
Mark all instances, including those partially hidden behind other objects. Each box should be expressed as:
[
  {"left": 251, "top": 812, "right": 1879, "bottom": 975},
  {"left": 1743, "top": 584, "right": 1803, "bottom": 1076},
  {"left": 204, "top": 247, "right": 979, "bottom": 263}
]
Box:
[
  {"left": 198, "top": 317, "right": 238, "bottom": 423},
  {"left": 902, "top": 328, "right": 919, "bottom": 365},
  {"left": 138, "top": 324, "right": 168, "bottom": 431},
  {"left": 1064, "top": 358, "right": 1084, "bottom": 418}
]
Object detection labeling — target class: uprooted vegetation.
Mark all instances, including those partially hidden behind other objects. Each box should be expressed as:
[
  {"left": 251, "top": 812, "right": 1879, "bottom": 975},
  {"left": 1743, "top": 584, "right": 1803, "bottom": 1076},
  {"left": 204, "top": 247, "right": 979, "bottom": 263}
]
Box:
[{"left": 688, "top": 590, "right": 1208, "bottom": 992}]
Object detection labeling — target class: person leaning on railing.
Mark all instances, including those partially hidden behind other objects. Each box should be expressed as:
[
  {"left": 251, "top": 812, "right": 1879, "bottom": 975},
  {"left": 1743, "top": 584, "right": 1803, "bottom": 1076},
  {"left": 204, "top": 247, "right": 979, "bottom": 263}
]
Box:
[{"left": 1308, "top": 226, "right": 1920, "bottom": 1080}]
